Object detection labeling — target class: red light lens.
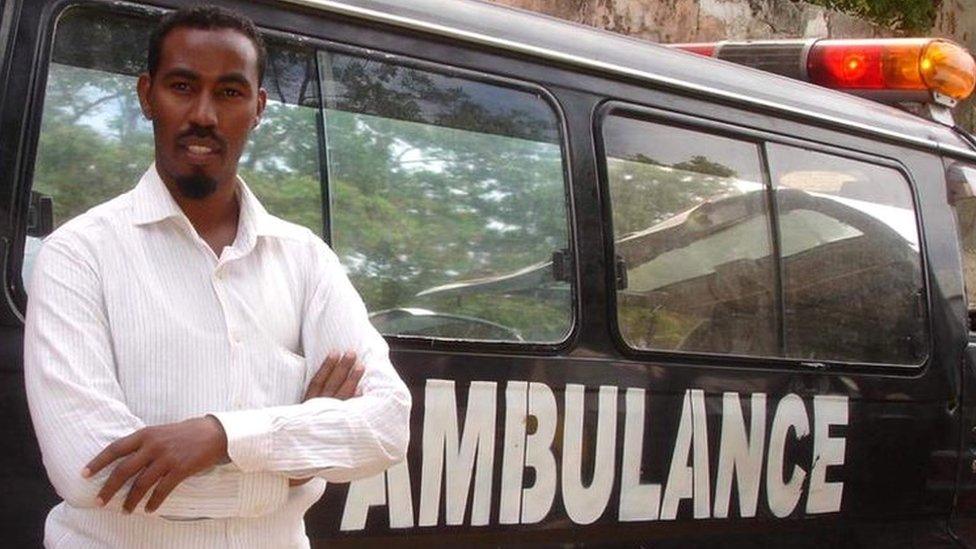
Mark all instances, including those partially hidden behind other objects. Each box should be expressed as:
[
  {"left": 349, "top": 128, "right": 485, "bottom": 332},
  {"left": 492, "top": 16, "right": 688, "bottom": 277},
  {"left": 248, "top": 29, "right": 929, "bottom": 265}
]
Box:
[
  {"left": 808, "top": 42, "right": 886, "bottom": 88},
  {"left": 668, "top": 43, "right": 716, "bottom": 57}
]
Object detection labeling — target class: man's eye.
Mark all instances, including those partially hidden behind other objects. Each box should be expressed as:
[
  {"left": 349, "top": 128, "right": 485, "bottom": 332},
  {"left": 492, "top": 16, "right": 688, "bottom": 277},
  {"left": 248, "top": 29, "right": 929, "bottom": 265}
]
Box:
[
  {"left": 221, "top": 88, "right": 243, "bottom": 98},
  {"left": 171, "top": 82, "right": 191, "bottom": 92}
]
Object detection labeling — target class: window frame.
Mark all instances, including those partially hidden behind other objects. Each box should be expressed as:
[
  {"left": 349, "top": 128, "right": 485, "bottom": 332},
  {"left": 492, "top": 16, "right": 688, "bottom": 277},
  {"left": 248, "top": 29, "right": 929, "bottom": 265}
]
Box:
[
  {"left": 312, "top": 43, "right": 578, "bottom": 352},
  {"left": 13, "top": 0, "right": 580, "bottom": 355},
  {"left": 596, "top": 100, "right": 932, "bottom": 372}
]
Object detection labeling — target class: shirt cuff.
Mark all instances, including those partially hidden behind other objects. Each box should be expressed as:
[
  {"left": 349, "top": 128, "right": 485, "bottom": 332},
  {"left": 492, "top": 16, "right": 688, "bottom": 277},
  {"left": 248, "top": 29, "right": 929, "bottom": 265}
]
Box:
[{"left": 209, "top": 409, "right": 275, "bottom": 473}]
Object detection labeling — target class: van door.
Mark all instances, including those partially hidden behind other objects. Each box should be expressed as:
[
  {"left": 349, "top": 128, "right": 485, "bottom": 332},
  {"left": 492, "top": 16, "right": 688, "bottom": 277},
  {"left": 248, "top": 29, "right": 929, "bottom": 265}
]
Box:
[
  {"left": 947, "top": 159, "right": 976, "bottom": 544},
  {"left": 594, "top": 98, "right": 960, "bottom": 544}
]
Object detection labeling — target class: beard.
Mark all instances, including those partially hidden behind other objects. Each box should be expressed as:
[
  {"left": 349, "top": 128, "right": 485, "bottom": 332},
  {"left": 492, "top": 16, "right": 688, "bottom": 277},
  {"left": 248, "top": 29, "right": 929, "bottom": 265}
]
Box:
[{"left": 174, "top": 172, "right": 218, "bottom": 200}]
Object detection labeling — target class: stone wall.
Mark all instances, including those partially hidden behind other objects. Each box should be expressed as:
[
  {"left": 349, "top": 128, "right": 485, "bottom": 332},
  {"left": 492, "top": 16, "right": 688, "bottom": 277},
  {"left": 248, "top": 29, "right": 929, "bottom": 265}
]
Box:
[
  {"left": 935, "top": 0, "right": 976, "bottom": 129},
  {"left": 487, "top": 0, "right": 976, "bottom": 129},
  {"left": 486, "top": 0, "right": 886, "bottom": 42}
]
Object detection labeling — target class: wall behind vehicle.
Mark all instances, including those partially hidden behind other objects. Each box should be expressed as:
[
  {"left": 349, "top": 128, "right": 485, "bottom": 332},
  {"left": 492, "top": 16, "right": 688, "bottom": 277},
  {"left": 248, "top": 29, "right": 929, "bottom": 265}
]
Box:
[
  {"left": 936, "top": 1, "right": 976, "bottom": 131},
  {"left": 486, "top": 0, "right": 886, "bottom": 43},
  {"left": 488, "top": 0, "right": 976, "bottom": 131}
]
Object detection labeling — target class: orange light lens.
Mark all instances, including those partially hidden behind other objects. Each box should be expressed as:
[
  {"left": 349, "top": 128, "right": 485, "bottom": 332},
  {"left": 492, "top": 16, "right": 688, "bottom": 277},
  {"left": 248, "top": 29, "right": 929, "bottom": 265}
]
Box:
[
  {"left": 807, "top": 38, "right": 976, "bottom": 100},
  {"left": 920, "top": 40, "right": 976, "bottom": 100}
]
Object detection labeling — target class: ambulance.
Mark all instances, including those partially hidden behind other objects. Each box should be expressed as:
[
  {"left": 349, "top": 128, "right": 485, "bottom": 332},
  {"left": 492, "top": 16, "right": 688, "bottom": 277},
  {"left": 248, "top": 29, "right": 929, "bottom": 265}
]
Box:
[{"left": 3, "top": 0, "right": 976, "bottom": 546}]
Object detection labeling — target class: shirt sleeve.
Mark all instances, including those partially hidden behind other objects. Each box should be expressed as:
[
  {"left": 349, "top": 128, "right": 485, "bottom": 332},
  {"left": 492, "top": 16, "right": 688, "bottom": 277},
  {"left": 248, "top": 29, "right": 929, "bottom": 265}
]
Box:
[
  {"left": 211, "top": 235, "right": 411, "bottom": 482},
  {"left": 24, "top": 237, "right": 289, "bottom": 519}
]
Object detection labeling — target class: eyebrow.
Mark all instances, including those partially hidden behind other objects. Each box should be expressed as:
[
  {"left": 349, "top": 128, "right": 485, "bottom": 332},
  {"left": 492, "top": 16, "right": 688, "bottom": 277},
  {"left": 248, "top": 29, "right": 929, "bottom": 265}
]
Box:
[
  {"left": 160, "top": 68, "right": 200, "bottom": 82},
  {"left": 159, "top": 68, "right": 253, "bottom": 89},
  {"left": 217, "top": 72, "right": 252, "bottom": 88}
]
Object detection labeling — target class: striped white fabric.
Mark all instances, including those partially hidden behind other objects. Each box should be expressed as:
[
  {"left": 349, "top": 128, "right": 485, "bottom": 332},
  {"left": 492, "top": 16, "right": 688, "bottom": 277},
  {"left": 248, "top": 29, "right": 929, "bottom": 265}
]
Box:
[{"left": 24, "top": 165, "right": 411, "bottom": 548}]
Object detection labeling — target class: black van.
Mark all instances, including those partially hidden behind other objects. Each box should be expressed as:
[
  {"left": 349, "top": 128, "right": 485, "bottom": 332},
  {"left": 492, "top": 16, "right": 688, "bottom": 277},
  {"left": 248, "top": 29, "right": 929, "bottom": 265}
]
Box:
[{"left": 4, "top": 0, "right": 976, "bottom": 546}]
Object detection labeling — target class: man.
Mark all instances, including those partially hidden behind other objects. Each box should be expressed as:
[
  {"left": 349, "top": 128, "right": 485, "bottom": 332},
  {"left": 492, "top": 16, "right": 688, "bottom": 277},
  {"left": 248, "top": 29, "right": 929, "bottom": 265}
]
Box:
[{"left": 24, "top": 5, "right": 410, "bottom": 547}]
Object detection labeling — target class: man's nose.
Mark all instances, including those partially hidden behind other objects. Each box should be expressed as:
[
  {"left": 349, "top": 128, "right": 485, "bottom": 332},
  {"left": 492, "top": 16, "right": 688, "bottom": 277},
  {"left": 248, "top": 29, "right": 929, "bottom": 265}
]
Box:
[{"left": 187, "top": 93, "right": 218, "bottom": 129}]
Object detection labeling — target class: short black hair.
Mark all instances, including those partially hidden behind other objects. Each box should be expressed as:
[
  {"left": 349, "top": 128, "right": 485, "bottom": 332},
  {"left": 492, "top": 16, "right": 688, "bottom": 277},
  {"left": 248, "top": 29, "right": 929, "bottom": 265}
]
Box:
[{"left": 147, "top": 5, "right": 267, "bottom": 83}]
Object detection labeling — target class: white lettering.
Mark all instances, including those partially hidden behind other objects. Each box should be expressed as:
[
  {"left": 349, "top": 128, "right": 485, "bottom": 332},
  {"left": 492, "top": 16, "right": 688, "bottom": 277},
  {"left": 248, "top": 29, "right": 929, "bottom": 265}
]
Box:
[
  {"left": 661, "top": 389, "right": 709, "bottom": 519},
  {"left": 521, "top": 382, "right": 557, "bottom": 524},
  {"left": 499, "top": 381, "right": 528, "bottom": 524},
  {"left": 714, "top": 392, "right": 766, "bottom": 518},
  {"left": 341, "top": 473, "right": 385, "bottom": 531},
  {"left": 418, "top": 380, "right": 497, "bottom": 526},
  {"left": 619, "top": 388, "right": 661, "bottom": 521},
  {"left": 562, "top": 384, "right": 617, "bottom": 524},
  {"left": 806, "top": 395, "right": 848, "bottom": 514},
  {"left": 340, "top": 459, "right": 415, "bottom": 531},
  {"left": 766, "top": 393, "right": 809, "bottom": 518},
  {"left": 387, "top": 460, "right": 415, "bottom": 528}
]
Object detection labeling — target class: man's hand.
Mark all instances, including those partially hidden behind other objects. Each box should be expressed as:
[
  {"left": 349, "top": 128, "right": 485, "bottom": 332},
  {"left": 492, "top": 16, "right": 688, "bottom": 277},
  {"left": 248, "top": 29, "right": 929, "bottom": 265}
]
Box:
[
  {"left": 83, "top": 416, "right": 229, "bottom": 514},
  {"left": 302, "top": 352, "right": 364, "bottom": 402},
  {"left": 289, "top": 352, "right": 364, "bottom": 487}
]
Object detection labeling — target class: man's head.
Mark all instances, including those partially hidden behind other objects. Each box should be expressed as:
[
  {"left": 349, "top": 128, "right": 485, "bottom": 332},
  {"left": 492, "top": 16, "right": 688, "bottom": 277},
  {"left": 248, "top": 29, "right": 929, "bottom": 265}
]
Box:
[{"left": 138, "top": 5, "right": 267, "bottom": 200}]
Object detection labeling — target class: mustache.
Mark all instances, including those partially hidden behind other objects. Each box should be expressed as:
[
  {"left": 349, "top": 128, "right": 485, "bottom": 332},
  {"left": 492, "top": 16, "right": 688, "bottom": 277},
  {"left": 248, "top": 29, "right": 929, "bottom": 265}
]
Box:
[{"left": 176, "top": 125, "right": 227, "bottom": 148}]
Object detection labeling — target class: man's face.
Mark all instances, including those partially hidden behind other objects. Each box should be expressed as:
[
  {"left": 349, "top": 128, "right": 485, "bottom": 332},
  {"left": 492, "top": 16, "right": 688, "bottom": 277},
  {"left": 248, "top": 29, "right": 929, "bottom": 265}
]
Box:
[{"left": 137, "top": 27, "right": 266, "bottom": 199}]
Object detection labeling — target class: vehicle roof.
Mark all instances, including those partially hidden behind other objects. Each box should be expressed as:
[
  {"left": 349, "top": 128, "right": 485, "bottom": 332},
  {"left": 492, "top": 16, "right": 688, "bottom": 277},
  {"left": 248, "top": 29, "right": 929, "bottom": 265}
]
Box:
[{"left": 280, "top": 0, "right": 975, "bottom": 157}]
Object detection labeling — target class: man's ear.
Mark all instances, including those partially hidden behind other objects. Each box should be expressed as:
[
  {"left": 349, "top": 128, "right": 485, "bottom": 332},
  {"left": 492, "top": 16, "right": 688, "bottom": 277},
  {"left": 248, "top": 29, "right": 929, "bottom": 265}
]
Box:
[
  {"left": 253, "top": 88, "right": 267, "bottom": 129},
  {"left": 137, "top": 73, "right": 153, "bottom": 120}
]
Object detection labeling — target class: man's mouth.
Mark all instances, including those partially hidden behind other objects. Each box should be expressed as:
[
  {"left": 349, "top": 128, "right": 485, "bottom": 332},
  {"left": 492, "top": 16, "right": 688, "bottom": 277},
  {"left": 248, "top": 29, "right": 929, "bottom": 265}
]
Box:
[
  {"left": 186, "top": 144, "right": 215, "bottom": 155},
  {"left": 179, "top": 139, "right": 222, "bottom": 164}
]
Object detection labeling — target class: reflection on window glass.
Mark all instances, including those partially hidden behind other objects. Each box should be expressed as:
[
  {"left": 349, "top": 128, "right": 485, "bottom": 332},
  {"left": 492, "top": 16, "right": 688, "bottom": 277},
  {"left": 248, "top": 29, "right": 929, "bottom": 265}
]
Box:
[
  {"left": 319, "top": 51, "right": 571, "bottom": 343},
  {"left": 769, "top": 144, "right": 926, "bottom": 364},
  {"left": 604, "top": 116, "right": 777, "bottom": 356},
  {"left": 955, "top": 165, "right": 976, "bottom": 314},
  {"left": 27, "top": 6, "right": 323, "bottom": 283}
]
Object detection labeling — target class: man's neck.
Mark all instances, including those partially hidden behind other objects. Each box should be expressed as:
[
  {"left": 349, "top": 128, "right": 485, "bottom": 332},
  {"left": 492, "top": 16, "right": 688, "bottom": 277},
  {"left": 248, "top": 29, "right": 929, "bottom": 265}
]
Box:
[{"left": 159, "top": 170, "right": 241, "bottom": 255}]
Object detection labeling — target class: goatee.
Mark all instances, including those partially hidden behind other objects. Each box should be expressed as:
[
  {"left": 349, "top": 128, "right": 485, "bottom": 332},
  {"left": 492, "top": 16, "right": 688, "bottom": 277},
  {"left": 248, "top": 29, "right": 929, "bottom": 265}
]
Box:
[{"left": 175, "top": 173, "right": 218, "bottom": 199}]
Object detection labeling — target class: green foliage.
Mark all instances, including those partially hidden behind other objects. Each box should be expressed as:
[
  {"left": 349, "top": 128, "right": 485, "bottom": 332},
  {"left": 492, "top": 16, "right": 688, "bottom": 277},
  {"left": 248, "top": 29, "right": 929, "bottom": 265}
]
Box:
[{"left": 805, "top": 0, "right": 938, "bottom": 34}]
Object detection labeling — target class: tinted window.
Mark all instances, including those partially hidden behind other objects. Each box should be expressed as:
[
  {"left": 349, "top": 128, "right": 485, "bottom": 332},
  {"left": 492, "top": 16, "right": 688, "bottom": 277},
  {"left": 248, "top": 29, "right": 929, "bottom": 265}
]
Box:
[
  {"left": 603, "top": 116, "right": 777, "bottom": 356},
  {"left": 26, "top": 7, "right": 323, "bottom": 283},
  {"left": 768, "top": 144, "right": 927, "bottom": 364},
  {"left": 319, "top": 51, "right": 572, "bottom": 343}
]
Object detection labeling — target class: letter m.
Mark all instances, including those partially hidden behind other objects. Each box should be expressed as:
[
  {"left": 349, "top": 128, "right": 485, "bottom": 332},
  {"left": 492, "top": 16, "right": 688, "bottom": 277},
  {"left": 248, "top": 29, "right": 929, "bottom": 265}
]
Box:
[{"left": 419, "top": 379, "right": 497, "bottom": 526}]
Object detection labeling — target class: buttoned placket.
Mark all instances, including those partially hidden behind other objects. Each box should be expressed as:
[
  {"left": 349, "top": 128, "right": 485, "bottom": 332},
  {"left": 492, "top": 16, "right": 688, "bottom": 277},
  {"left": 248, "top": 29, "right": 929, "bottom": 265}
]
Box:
[{"left": 175, "top": 214, "right": 251, "bottom": 412}]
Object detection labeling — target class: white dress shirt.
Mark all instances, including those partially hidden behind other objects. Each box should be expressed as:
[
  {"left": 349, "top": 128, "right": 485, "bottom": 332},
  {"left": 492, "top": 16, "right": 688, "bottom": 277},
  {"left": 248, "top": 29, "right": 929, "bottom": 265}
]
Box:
[{"left": 24, "top": 165, "right": 411, "bottom": 548}]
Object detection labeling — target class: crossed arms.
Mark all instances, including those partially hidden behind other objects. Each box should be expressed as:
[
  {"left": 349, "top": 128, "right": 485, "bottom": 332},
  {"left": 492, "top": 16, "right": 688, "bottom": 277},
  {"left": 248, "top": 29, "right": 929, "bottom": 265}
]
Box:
[{"left": 24, "top": 236, "right": 411, "bottom": 519}]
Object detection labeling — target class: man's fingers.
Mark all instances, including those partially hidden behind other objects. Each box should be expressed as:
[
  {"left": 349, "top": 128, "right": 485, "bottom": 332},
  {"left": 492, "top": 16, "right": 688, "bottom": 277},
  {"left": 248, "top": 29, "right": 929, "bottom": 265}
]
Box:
[
  {"left": 321, "top": 352, "right": 357, "bottom": 397},
  {"left": 122, "top": 460, "right": 168, "bottom": 513},
  {"left": 145, "top": 471, "right": 183, "bottom": 513},
  {"left": 303, "top": 353, "right": 339, "bottom": 401},
  {"left": 335, "top": 363, "right": 365, "bottom": 400},
  {"left": 96, "top": 449, "right": 150, "bottom": 507},
  {"left": 84, "top": 432, "right": 142, "bottom": 478}
]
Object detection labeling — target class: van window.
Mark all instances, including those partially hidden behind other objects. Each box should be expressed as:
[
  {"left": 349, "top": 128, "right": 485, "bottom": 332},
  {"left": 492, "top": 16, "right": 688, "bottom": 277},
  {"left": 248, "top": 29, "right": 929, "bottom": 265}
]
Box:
[
  {"left": 26, "top": 6, "right": 323, "bottom": 283},
  {"left": 601, "top": 113, "right": 927, "bottom": 366},
  {"left": 319, "top": 51, "right": 572, "bottom": 343},
  {"left": 602, "top": 115, "right": 778, "bottom": 356},
  {"left": 767, "top": 144, "right": 927, "bottom": 364},
  {"left": 27, "top": 6, "right": 573, "bottom": 345}
]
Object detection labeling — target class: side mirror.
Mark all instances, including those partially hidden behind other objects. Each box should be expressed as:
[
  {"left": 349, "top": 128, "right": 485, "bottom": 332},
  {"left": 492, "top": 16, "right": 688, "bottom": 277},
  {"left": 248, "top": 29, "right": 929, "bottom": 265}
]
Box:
[
  {"left": 27, "top": 191, "right": 53, "bottom": 238},
  {"left": 948, "top": 162, "right": 976, "bottom": 206}
]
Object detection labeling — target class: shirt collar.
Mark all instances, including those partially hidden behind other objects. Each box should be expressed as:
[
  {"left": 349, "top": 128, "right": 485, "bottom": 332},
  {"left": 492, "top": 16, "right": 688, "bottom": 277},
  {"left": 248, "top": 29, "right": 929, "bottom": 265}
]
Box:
[{"left": 129, "top": 163, "right": 293, "bottom": 241}]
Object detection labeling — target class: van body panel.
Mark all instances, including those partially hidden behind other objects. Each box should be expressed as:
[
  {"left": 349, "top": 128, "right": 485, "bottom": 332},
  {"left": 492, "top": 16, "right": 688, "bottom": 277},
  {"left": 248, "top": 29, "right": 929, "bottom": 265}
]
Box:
[{"left": 0, "top": 0, "right": 971, "bottom": 547}]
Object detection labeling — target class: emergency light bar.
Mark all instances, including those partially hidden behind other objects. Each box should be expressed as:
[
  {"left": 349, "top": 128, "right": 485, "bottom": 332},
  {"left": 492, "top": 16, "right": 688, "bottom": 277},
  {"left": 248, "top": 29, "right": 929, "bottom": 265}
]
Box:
[{"left": 669, "top": 38, "right": 976, "bottom": 106}]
